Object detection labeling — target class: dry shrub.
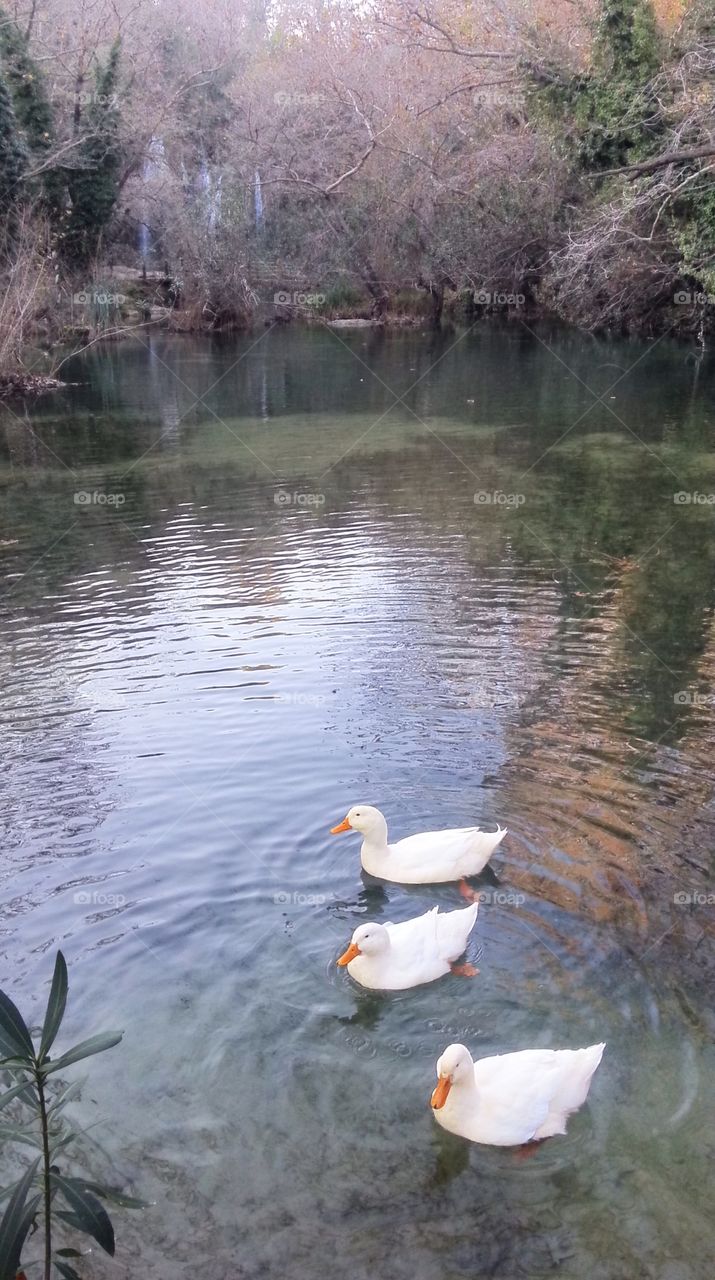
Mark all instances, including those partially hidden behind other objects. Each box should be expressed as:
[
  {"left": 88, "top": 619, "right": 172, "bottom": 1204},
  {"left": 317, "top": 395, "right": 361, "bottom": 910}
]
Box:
[{"left": 0, "top": 210, "right": 56, "bottom": 373}]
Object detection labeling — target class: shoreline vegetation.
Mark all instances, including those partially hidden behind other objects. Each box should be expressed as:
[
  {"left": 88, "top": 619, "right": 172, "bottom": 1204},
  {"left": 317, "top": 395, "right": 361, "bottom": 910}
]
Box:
[{"left": 0, "top": 0, "right": 714, "bottom": 396}]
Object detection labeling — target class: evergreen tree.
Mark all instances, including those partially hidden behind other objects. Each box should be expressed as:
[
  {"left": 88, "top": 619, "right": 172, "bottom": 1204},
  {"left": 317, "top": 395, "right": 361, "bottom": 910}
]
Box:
[
  {"left": 63, "top": 39, "right": 121, "bottom": 265},
  {"left": 594, "top": 0, "right": 661, "bottom": 81},
  {"left": 529, "top": 0, "right": 664, "bottom": 171},
  {"left": 0, "top": 63, "right": 28, "bottom": 221},
  {"left": 0, "top": 7, "right": 62, "bottom": 215}
]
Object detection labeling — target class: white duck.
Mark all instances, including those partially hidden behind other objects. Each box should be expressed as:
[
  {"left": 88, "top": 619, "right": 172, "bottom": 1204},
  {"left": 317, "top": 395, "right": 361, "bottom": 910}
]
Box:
[
  {"left": 430, "top": 1041, "right": 605, "bottom": 1147},
  {"left": 336, "top": 902, "right": 479, "bottom": 990},
  {"left": 330, "top": 804, "right": 506, "bottom": 884}
]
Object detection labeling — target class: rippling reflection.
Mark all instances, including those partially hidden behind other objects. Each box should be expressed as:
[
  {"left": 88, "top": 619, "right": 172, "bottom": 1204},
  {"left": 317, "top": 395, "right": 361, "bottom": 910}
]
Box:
[{"left": 1, "top": 327, "right": 713, "bottom": 1279}]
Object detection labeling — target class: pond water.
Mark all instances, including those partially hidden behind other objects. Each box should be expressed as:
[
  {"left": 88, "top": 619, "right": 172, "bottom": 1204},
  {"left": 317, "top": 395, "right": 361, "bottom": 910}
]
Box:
[{"left": 1, "top": 323, "right": 714, "bottom": 1280}]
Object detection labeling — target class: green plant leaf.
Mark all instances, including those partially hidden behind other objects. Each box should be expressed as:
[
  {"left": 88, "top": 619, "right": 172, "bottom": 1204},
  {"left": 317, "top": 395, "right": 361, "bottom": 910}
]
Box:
[
  {"left": 0, "top": 1080, "right": 35, "bottom": 1111},
  {"left": 0, "top": 1158, "right": 40, "bottom": 1280},
  {"left": 77, "top": 1179, "right": 149, "bottom": 1209},
  {"left": 0, "top": 1126, "right": 40, "bottom": 1149},
  {"left": 50, "top": 1174, "right": 115, "bottom": 1256},
  {"left": 48, "top": 1133, "right": 77, "bottom": 1159},
  {"left": 47, "top": 1080, "right": 83, "bottom": 1117},
  {"left": 55, "top": 1248, "right": 82, "bottom": 1257},
  {"left": 54, "top": 1210, "right": 84, "bottom": 1232},
  {"left": 0, "top": 992, "right": 34, "bottom": 1064},
  {"left": 54, "top": 1262, "right": 82, "bottom": 1280},
  {"left": 41, "top": 1032, "right": 123, "bottom": 1076},
  {"left": 39, "top": 953, "right": 68, "bottom": 1063},
  {"left": 0, "top": 1179, "right": 22, "bottom": 1206}
]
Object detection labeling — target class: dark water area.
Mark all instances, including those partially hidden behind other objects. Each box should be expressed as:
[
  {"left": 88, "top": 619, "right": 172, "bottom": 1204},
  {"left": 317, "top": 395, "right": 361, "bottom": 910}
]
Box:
[{"left": 1, "top": 323, "right": 713, "bottom": 1279}]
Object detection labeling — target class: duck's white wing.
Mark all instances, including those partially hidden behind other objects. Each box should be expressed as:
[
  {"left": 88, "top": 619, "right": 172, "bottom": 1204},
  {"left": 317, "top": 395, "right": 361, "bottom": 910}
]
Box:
[
  {"left": 384, "top": 906, "right": 478, "bottom": 980},
  {"left": 389, "top": 827, "right": 490, "bottom": 879},
  {"left": 386, "top": 907, "right": 441, "bottom": 956},
  {"left": 435, "top": 902, "right": 479, "bottom": 961},
  {"left": 532, "top": 1044, "right": 606, "bottom": 1135},
  {"left": 473, "top": 1048, "right": 602, "bottom": 1144}
]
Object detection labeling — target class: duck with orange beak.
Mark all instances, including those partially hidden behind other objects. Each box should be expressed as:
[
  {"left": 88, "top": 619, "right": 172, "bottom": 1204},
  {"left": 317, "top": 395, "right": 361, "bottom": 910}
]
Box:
[
  {"left": 430, "top": 1041, "right": 605, "bottom": 1146},
  {"left": 330, "top": 804, "right": 506, "bottom": 884},
  {"left": 336, "top": 902, "right": 479, "bottom": 990}
]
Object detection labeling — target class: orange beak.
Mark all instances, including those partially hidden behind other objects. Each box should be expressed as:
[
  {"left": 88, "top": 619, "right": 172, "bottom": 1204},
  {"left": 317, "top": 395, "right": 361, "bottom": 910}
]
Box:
[
  {"left": 430, "top": 1076, "right": 452, "bottom": 1109},
  {"left": 331, "top": 816, "right": 352, "bottom": 834},
  {"left": 337, "top": 941, "right": 361, "bottom": 966}
]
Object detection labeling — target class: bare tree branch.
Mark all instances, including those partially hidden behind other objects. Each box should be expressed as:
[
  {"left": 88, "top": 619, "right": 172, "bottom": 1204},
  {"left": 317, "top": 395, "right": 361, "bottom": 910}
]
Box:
[{"left": 591, "top": 144, "right": 715, "bottom": 179}]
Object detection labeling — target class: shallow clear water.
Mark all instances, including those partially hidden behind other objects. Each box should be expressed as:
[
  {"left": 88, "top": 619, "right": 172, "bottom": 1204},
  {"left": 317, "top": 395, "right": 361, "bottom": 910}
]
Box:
[{"left": 1, "top": 324, "right": 714, "bottom": 1279}]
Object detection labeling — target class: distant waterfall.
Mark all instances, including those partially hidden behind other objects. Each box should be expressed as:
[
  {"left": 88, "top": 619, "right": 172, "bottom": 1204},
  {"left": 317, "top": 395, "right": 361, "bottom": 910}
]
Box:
[
  {"left": 138, "top": 136, "right": 165, "bottom": 265},
  {"left": 138, "top": 219, "right": 150, "bottom": 262},
  {"left": 254, "top": 170, "right": 264, "bottom": 228},
  {"left": 198, "top": 157, "right": 222, "bottom": 232}
]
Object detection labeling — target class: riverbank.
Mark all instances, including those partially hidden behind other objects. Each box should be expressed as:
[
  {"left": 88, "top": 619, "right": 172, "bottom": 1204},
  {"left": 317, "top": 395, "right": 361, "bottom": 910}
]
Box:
[{"left": 1, "top": 268, "right": 711, "bottom": 400}]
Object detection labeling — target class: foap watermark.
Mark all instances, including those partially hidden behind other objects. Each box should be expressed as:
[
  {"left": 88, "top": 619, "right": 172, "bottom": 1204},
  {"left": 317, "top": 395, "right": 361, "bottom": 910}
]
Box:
[
  {"left": 74, "top": 889, "right": 126, "bottom": 907},
  {"left": 473, "top": 289, "right": 525, "bottom": 307},
  {"left": 57, "top": 89, "right": 119, "bottom": 109},
  {"left": 673, "top": 891, "right": 714, "bottom": 906},
  {"left": 674, "top": 691, "right": 714, "bottom": 707},
  {"left": 472, "top": 88, "right": 522, "bottom": 109},
  {"left": 674, "top": 291, "right": 715, "bottom": 306},
  {"left": 73, "top": 289, "right": 126, "bottom": 307},
  {"left": 274, "top": 488, "right": 325, "bottom": 508},
  {"left": 274, "top": 91, "right": 326, "bottom": 108},
  {"left": 277, "top": 693, "right": 328, "bottom": 707},
  {"left": 273, "top": 290, "right": 325, "bottom": 307},
  {"left": 674, "top": 491, "right": 715, "bottom": 505},
  {"left": 74, "top": 490, "right": 125, "bottom": 507},
  {"left": 474, "top": 490, "right": 525, "bottom": 507},
  {"left": 477, "top": 889, "right": 525, "bottom": 906},
  {"left": 273, "top": 890, "right": 333, "bottom": 907}
]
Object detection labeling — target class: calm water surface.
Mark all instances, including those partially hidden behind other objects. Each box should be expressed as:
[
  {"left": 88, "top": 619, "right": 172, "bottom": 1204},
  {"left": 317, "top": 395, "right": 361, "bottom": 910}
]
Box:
[{"left": 1, "top": 325, "right": 714, "bottom": 1279}]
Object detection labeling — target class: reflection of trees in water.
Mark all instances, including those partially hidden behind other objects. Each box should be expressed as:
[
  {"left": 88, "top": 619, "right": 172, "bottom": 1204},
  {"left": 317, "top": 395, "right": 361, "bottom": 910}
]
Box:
[
  {"left": 324, "top": 436, "right": 715, "bottom": 952},
  {"left": 2, "top": 334, "right": 714, "bottom": 947},
  {"left": 3, "top": 376, "right": 714, "bottom": 728}
]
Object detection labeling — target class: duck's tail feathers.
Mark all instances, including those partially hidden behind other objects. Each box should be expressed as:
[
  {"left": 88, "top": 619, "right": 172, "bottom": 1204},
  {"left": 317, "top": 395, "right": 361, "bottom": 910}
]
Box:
[
  {"left": 568, "top": 1043, "right": 606, "bottom": 1107},
  {"left": 447, "top": 898, "right": 479, "bottom": 927},
  {"left": 587, "top": 1042, "right": 606, "bottom": 1067}
]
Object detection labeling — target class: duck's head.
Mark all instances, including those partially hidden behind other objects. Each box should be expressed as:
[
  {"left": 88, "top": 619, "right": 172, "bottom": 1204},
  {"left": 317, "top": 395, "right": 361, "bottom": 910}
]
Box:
[
  {"left": 336, "top": 921, "right": 389, "bottom": 966},
  {"left": 330, "top": 804, "right": 385, "bottom": 838},
  {"left": 431, "top": 1043, "right": 474, "bottom": 1109}
]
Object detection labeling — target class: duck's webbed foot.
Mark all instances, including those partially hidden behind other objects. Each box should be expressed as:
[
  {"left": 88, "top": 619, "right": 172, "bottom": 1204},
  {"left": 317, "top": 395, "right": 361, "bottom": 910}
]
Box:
[
  {"left": 458, "top": 878, "right": 480, "bottom": 903},
  {"left": 514, "top": 1138, "right": 546, "bottom": 1161}
]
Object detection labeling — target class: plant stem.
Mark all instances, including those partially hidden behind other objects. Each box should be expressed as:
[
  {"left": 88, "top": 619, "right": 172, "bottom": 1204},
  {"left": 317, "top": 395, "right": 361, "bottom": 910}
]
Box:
[{"left": 35, "top": 1066, "right": 52, "bottom": 1280}]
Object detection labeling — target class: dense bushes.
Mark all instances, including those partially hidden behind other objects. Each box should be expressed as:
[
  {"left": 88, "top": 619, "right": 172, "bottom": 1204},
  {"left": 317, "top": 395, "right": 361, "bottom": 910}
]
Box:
[{"left": 0, "top": 0, "right": 714, "bottom": 375}]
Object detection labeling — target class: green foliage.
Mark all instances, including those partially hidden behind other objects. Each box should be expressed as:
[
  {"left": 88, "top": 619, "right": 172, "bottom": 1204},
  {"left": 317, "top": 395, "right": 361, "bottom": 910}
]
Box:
[
  {"left": 62, "top": 40, "right": 122, "bottom": 266},
  {"left": 0, "top": 8, "right": 63, "bottom": 216},
  {"left": 672, "top": 183, "right": 715, "bottom": 296},
  {"left": 0, "top": 66, "right": 27, "bottom": 221},
  {"left": 314, "top": 281, "right": 368, "bottom": 315},
  {"left": 182, "top": 66, "right": 235, "bottom": 165},
  {"left": 594, "top": 0, "right": 661, "bottom": 80},
  {"left": 528, "top": 0, "right": 665, "bottom": 171},
  {"left": 0, "top": 950, "right": 144, "bottom": 1280}
]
